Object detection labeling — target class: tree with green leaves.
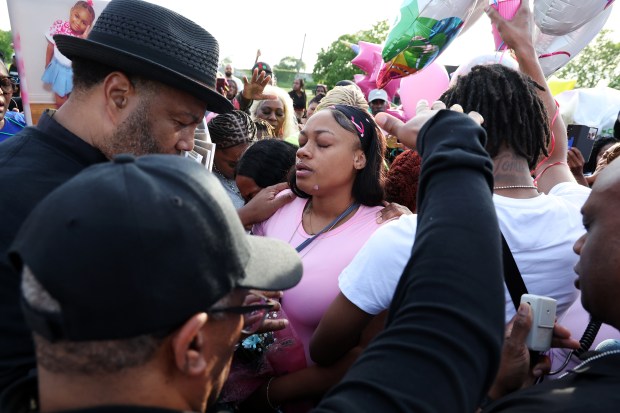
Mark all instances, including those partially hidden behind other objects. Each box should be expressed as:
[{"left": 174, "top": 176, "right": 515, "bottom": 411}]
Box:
[
  {"left": 555, "top": 29, "right": 620, "bottom": 90},
  {"left": 313, "top": 20, "right": 390, "bottom": 88},
  {"left": 275, "top": 56, "right": 306, "bottom": 72},
  {"left": 0, "top": 30, "right": 14, "bottom": 64}
]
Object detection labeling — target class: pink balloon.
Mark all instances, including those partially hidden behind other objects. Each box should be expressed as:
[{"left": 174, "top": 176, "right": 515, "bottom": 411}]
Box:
[
  {"left": 400, "top": 62, "right": 450, "bottom": 119},
  {"left": 354, "top": 73, "right": 376, "bottom": 98},
  {"left": 368, "top": 52, "right": 383, "bottom": 82},
  {"left": 385, "top": 107, "right": 408, "bottom": 122},
  {"left": 382, "top": 77, "right": 401, "bottom": 103},
  {"left": 351, "top": 41, "right": 383, "bottom": 74}
]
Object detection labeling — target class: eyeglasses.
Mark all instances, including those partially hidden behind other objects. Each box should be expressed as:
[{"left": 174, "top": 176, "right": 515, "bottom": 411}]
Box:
[
  {"left": 208, "top": 292, "right": 277, "bottom": 334},
  {"left": 0, "top": 77, "right": 15, "bottom": 94}
]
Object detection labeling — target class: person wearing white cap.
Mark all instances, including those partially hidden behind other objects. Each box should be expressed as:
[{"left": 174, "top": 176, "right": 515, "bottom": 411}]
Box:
[{"left": 367, "top": 88, "right": 389, "bottom": 116}]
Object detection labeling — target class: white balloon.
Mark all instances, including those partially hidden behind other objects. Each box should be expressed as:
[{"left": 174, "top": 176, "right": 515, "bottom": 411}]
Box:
[
  {"left": 460, "top": 0, "right": 487, "bottom": 35},
  {"left": 534, "top": 0, "right": 614, "bottom": 36},
  {"left": 449, "top": 52, "right": 520, "bottom": 87},
  {"left": 534, "top": 5, "right": 613, "bottom": 77}
]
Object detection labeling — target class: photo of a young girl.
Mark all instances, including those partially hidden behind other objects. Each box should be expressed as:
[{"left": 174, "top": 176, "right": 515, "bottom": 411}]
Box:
[{"left": 41, "top": 0, "right": 96, "bottom": 108}]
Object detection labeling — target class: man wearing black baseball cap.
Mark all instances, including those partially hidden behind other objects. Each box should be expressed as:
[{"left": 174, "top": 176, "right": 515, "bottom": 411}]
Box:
[
  {"left": 2, "top": 154, "right": 302, "bottom": 412},
  {"left": 0, "top": 0, "right": 277, "bottom": 393}
]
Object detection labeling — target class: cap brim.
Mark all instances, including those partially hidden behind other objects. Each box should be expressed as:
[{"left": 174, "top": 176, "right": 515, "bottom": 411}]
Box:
[
  {"left": 239, "top": 235, "right": 302, "bottom": 291},
  {"left": 55, "top": 35, "right": 233, "bottom": 114}
]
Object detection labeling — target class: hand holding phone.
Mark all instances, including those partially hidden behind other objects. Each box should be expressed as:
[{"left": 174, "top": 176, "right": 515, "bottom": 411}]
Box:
[{"left": 520, "top": 294, "right": 557, "bottom": 352}]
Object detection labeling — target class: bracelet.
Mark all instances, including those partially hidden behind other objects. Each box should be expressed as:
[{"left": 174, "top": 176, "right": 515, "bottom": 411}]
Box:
[{"left": 266, "top": 377, "right": 281, "bottom": 412}]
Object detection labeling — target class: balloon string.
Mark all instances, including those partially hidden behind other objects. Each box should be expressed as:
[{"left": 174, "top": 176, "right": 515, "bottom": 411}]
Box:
[
  {"left": 532, "top": 99, "right": 560, "bottom": 174},
  {"left": 539, "top": 51, "right": 571, "bottom": 59}
]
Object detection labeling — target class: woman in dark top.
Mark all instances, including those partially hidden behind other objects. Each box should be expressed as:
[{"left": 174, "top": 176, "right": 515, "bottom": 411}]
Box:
[{"left": 289, "top": 78, "right": 307, "bottom": 123}]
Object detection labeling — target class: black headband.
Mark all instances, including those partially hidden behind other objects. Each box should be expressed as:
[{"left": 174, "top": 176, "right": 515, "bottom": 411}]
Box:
[{"left": 331, "top": 104, "right": 376, "bottom": 149}]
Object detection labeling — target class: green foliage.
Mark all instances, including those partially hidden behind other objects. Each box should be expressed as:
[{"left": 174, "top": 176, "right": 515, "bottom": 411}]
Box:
[
  {"left": 313, "top": 20, "right": 390, "bottom": 88},
  {"left": 275, "top": 56, "right": 306, "bottom": 71},
  {"left": 273, "top": 69, "right": 298, "bottom": 88},
  {"left": 0, "top": 30, "right": 14, "bottom": 65},
  {"left": 555, "top": 30, "right": 620, "bottom": 90}
]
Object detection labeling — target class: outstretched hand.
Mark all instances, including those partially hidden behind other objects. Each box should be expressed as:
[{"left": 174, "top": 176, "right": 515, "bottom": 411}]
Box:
[
  {"left": 241, "top": 68, "right": 276, "bottom": 101},
  {"left": 375, "top": 100, "right": 484, "bottom": 150}
]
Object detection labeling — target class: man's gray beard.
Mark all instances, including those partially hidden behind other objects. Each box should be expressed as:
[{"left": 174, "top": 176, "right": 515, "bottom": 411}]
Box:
[{"left": 98, "top": 103, "right": 161, "bottom": 159}]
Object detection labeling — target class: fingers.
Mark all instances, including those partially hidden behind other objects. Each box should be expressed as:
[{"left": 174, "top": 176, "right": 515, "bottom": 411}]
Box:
[
  {"left": 257, "top": 318, "right": 288, "bottom": 334},
  {"left": 374, "top": 112, "right": 406, "bottom": 139},
  {"left": 484, "top": 3, "right": 501, "bottom": 24},
  {"left": 376, "top": 203, "right": 412, "bottom": 223},
  {"left": 257, "top": 290, "right": 283, "bottom": 300},
  {"left": 551, "top": 322, "right": 581, "bottom": 349},
  {"left": 416, "top": 99, "right": 430, "bottom": 114},
  {"left": 431, "top": 100, "right": 446, "bottom": 111},
  {"left": 468, "top": 111, "right": 484, "bottom": 125},
  {"left": 531, "top": 355, "right": 551, "bottom": 378},
  {"left": 449, "top": 104, "right": 464, "bottom": 113},
  {"left": 270, "top": 182, "right": 290, "bottom": 193},
  {"left": 509, "top": 303, "right": 533, "bottom": 346}
]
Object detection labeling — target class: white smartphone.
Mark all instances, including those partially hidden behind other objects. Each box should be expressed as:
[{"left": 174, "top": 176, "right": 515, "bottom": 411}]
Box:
[{"left": 520, "top": 294, "right": 557, "bottom": 352}]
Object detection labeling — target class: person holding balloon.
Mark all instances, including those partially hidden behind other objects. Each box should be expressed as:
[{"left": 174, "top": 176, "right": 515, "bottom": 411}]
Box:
[{"left": 311, "top": 0, "right": 589, "bottom": 383}]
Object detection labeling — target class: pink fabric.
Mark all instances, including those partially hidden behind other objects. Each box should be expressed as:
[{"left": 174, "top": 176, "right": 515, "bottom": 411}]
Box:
[
  {"left": 48, "top": 20, "right": 81, "bottom": 40},
  {"left": 253, "top": 192, "right": 383, "bottom": 364}
]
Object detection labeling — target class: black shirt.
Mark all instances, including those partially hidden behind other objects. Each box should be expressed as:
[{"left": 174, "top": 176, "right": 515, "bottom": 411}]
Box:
[
  {"left": 0, "top": 111, "right": 108, "bottom": 393},
  {"left": 288, "top": 90, "right": 307, "bottom": 111}
]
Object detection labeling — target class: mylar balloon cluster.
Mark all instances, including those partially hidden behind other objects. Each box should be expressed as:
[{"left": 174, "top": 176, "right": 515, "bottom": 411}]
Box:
[
  {"left": 348, "top": 41, "right": 401, "bottom": 102},
  {"left": 533, "top": 0, "right": 615, "bottom": 76},
  {"left": 534, "top": 0, "right": 615, "bottom": 36},
  {"left": 377, "top": 0, "right": 478, "bottom": 88}
]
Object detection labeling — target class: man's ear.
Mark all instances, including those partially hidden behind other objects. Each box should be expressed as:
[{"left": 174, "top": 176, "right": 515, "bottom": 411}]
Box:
[
  {"left": 171, "top": 313, "right": 208, "bottom": 376},
  {"left": 103, "top": 72, "right": 136, "bottom": 124},
  {"left": 353, "top": 150, "right": 367, "bottom": 170}
]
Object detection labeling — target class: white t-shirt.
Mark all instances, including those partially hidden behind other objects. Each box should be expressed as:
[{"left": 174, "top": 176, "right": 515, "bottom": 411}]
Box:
[{"left": 339, "top": 182, "right": 591, "bottom": 323}]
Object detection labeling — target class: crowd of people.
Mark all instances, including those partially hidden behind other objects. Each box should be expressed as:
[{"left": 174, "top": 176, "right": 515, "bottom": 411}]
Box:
[{"left": 1, "top": 1, "right": 620, "bottom": 413}]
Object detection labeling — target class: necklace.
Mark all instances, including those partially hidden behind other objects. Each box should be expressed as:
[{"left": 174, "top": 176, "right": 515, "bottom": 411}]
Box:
[
  {"left": 304, "top": 200, "right": 355, "bottom": 236},
  {"left": 305, "top": 201, "right": 316, "bottom": 235},
  {"left": 493, "top": 185, "right": 538, "bottom": 190},
  {"left": 213, "top": 165, "right": 241, "bottom": 196},
  {"left": 288, "top": 200, "right": 358, "bottom": 253}
]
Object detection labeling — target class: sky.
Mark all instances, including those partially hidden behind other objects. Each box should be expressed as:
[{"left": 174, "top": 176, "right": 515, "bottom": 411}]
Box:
[{"left": 2, "top": 0, "right": 619, "bottom": 72}]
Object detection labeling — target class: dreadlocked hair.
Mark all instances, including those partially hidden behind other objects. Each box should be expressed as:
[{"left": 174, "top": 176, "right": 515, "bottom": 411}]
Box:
[{"left": 441, "top": 64, "right": 550, "bottom": 169}]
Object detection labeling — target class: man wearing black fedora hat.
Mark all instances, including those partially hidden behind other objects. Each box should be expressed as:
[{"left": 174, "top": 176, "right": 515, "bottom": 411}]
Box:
[{"left": 0, "top": 0, "right": 276, "bottom": 394}]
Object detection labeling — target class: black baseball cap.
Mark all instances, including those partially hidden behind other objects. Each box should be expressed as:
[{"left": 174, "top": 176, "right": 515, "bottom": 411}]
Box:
[
  {"left": 252, "top": 61, "right": 272, "bottom": 75},
  {"left": 11, "top": 154, "right": 302, "bottom": 342}
]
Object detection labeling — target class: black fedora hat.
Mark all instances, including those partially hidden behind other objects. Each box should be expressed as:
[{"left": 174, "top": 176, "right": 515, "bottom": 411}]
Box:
[{"left": 55, "top": 0, "right": 232, "bottom": 113}]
